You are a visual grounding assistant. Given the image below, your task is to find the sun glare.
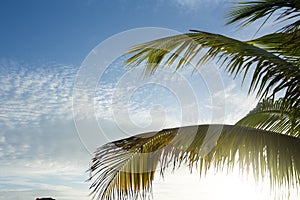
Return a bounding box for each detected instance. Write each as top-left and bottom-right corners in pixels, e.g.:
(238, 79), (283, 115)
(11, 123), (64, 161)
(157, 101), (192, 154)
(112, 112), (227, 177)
(152, 165), (299, 200)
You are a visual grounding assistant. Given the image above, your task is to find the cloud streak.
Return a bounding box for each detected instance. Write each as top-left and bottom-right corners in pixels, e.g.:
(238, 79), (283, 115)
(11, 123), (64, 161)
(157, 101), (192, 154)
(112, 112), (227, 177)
(0, 59), (76, 129)
(168, 0), (230, 10)
(0, 59), (90, 200)
(0, 57), (258, 200)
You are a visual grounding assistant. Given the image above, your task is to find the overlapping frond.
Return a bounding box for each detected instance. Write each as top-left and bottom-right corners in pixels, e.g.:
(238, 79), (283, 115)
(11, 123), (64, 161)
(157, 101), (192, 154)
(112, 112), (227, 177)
(237, 98), (300, 137)
(90, 1), (300, 200)
(126, 31), (300, 106)
(226, 0), (300, 32)
(88, 130), (177, 200)
(89, 125), (300, 200)
(248, 32), (300, 58)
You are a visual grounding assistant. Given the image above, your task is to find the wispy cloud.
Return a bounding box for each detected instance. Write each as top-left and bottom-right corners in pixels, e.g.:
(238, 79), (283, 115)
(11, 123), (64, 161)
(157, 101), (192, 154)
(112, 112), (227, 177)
(0, 57), (258, 200)
(0, 188), (88, 200)
(0, 59), (90, 200)
(0, 59), (76, 129)
(167, 0), (230, 10)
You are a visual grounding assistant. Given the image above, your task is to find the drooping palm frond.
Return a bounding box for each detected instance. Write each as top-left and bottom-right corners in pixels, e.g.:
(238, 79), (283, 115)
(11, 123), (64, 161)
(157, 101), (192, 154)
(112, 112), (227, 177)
(247, 31), (300, 58)
(236, 98), (300, 137)
(226, 0), (300, 32)
(126, 31), (300, 106)
(89, 125), (300, 200)
(88, 130), (177, 200)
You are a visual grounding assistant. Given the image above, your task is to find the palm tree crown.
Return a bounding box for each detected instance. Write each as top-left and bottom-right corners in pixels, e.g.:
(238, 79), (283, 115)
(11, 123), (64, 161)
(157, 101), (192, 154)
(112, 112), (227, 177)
(89, 1), (300, 199)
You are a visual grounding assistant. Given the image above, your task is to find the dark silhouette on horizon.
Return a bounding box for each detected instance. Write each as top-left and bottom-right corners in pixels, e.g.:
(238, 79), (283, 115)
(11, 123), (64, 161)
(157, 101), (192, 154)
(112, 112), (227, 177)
(36, 198), (55, 200)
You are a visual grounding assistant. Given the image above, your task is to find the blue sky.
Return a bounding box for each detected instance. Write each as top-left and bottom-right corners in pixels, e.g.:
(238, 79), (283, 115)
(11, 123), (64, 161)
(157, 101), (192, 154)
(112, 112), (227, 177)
(0, 0), (286, 200)
(0, 0), (235, 65)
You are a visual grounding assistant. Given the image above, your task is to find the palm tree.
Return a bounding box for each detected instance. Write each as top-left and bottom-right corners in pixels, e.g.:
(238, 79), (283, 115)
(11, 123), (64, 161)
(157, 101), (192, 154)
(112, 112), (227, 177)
(237, 97), (299, 137)
(89, 1), (300, 199)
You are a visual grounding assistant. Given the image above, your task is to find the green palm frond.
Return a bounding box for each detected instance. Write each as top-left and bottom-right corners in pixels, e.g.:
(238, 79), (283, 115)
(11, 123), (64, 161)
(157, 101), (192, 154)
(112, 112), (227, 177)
(236, 98), (300, 137)
(126, 31), (300, 106)
(247, 32), (300, 58)
(89, 125), (300, 200)
(226, 0), (300, 32)
(88, 130), (177, 200)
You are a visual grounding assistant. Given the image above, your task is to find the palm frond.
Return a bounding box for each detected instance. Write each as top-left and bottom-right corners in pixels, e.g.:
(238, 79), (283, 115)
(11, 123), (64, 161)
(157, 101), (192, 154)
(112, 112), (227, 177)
(247, 31), (300, 58)
(89, 124), (300, 200)
(281, 15), (300, 33)
(126, 31), (300, 106)
(88, 130), (177, 200)
(226, 0), (300, 32)
(236, 98), (300, 137)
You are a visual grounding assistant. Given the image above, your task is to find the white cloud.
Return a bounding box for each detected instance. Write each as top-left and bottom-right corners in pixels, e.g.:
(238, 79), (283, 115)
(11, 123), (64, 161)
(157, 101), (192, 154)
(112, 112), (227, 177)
(0, 59), (76, 129)
(0, 188), (88, 200)
(0, 153), (90, 200)
(222, 82), (258, 124)
(0, 59), (92, 200)
(0, 57), (260, 200)
(0, 136), (5, 144)
(168, 0), (229, 10)
(0, 58), (258, 148)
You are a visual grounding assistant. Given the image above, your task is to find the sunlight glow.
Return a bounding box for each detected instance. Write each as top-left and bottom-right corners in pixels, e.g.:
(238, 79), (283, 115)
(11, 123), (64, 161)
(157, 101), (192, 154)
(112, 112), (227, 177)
(152, 165), (299, 200)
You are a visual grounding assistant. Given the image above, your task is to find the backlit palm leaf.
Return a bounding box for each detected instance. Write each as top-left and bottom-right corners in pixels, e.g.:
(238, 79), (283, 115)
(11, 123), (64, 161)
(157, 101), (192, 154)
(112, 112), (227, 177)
(88, 130), (176, 200)
(237, 98), (300, 137)
(126, 31), (300, 106)
(89, 1), (300, 200)
(89, 125), (300, 200)
(226, 0), (300, 32)
(248, 32), (300, 58)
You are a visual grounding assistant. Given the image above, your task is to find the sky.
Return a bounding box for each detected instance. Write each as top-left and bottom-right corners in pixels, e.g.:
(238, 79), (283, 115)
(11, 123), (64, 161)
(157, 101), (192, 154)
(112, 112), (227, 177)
(0, 0), (295, 200)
